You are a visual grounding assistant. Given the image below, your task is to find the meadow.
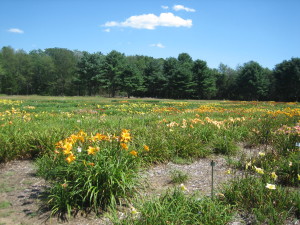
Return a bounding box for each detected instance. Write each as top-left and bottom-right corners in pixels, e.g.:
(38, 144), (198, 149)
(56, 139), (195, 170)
(0, 95), (299, 224)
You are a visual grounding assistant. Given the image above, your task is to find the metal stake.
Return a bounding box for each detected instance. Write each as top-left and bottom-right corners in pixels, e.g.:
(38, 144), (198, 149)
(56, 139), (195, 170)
(211, 160), (215, 199)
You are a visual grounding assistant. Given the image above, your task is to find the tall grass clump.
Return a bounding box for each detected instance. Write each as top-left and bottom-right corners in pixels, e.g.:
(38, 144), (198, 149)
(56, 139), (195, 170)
(36, 129), (145, 216)
(223, 176), (299, 224)
(113, 189), (233, 225)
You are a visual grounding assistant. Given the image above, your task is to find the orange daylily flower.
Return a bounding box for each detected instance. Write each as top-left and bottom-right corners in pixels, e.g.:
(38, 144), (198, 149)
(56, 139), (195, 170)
(129, 150), (138, 157)
(66, 154), (76, 163)
(87, 146), (99, 155)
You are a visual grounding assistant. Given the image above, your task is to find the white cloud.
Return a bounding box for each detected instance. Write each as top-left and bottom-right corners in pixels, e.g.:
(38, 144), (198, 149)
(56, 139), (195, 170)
(150, 43), (165, 48)
(161, 5), (169, 10)
(104, 12), (192, 30)
(8, 28), (24, 34)
(173, 5), (196, 12)
(103, 28), (110, 32)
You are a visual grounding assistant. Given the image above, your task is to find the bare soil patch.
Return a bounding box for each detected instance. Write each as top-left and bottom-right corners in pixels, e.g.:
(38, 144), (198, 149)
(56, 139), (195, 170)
(0, 160), (110, 225)
(140, 155), (239, 196)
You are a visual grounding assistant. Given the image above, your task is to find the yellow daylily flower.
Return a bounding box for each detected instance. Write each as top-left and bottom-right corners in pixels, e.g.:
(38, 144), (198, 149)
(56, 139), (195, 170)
(130, 206), (139, 215)
(87, 146), (99, 155)
(266, 183), (276, 190)
(245, 161), (252, 170)
(120, 143), (128, 150)
(254, 166), (264, 174)
(271, 172), (278, 180)
(66, 154), (76, 163)
(180, 183), (188, 191)
(129, 150), (138, 157)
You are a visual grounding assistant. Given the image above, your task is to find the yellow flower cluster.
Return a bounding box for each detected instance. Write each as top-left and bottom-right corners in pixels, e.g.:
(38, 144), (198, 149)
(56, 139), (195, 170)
(120, 129), (131, 143)
(0, 107), (32, 125)
(55, 129), (149, 163)
(23, 106), (36, 109)
(0, 99), (22, 105)
(55, 130), (89, 163)
(267, 108), (300, 117)
(164, 116), (246, 130)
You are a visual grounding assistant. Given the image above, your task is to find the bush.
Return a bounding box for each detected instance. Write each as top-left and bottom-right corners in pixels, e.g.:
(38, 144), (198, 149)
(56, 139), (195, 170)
(223, 176), (299, 224)
(36, 129), (142, 215)
(114, 189), (233, 225)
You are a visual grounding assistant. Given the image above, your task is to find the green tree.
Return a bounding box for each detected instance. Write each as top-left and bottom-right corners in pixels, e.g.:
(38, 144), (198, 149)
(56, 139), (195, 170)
(143, 57), (166, 98)
(96, 50), (125, 97)
(236, 61), (270, 100)
(273, 58), (300, 101)
(216, 63), (238, 99)
(77, 51), (104, 96)
(163, 57), (179, 98)
(175, 53), (195, 98)
(192, 60), (217, 99)
(44, 48), (77, 95)
(14, 49), (33, 95)
(120, 60), (145, 98)
(29, 50), (56, 95)
(0, 46), (19, 94)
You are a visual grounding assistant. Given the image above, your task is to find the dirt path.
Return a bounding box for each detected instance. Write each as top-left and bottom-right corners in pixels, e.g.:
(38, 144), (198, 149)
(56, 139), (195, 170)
(0, 160), (112, 225)
(0, 160), (48, 225)
(140, 155), (239, 196)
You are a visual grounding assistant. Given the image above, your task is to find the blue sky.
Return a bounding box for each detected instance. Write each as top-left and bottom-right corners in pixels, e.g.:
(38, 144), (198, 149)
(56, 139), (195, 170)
(1, 0), (299, 69)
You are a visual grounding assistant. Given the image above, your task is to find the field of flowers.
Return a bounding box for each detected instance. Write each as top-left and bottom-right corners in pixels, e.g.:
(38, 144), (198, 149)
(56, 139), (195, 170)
(0, 96), (299, 224)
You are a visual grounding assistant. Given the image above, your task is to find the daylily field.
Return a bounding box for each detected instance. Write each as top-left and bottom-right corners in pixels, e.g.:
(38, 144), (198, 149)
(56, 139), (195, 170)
(0, 96), (299, 224)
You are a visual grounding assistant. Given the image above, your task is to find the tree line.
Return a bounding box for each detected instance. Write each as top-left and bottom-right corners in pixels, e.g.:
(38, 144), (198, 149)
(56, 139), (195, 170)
(0, 46), (299, 101)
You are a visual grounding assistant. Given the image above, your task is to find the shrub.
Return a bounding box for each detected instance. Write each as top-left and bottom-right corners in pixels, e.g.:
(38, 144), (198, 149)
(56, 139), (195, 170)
(36, 129), (143, 215)
(223, 176), (299, 224)
(114, 189), (233, 225)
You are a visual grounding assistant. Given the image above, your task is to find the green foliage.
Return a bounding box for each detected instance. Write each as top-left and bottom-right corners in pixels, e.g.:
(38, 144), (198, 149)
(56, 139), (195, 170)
(192, 59), (217, 99)
(36, 140), (140, 215)
(252, 151), (300, 187)
(169, 170), (189, 184)
(114, 189), (233, 225)
(223, 176), (299, 224)
(236, 61), (271, 100)
(273, 58), (300, 102)
(76, 51), (104, 96)
(1, 45), (299, 100)
(0, 201), (11, 209)
(212, 135), (239, 155)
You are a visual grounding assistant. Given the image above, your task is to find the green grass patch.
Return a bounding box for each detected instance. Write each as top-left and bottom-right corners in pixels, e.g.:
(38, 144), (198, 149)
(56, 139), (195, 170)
(112, 189), (233, 225)
(0, 201), (11, 209)
(223, 176), (300, 224)
(169, 170), (189, 184)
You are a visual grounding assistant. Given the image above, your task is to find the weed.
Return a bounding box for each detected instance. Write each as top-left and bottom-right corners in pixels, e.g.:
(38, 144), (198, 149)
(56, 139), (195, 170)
(223, 176), (299, 224)
(0, 183), (14, 193)
(0, 201), (11, 209)
(169, 170), (189, 184)
(113, 189), (234, 225)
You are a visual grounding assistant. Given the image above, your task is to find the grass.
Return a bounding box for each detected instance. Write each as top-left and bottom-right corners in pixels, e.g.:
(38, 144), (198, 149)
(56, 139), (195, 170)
(223, 176), (300, 224)
(0, 96), (299, 221)
(0, 201), (11, 209)
(0, 184), (14, 193)
(111, 189), (234, 225)
(0, 211), (13, 218)
(169, 170), (189, 184)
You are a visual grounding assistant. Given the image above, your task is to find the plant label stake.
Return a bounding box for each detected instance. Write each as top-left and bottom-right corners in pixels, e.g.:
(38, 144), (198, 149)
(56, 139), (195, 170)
(211, 160), (216, 199)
